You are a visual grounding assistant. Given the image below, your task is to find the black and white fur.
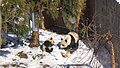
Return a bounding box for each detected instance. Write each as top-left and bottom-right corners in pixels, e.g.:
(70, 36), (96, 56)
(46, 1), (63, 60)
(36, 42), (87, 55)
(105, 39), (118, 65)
(40, 37), (54, 53)
(59, 32), (79, 57)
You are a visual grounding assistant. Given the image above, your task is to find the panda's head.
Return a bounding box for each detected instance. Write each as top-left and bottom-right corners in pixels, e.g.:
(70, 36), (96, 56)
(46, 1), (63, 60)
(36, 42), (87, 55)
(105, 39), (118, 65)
(41, 37), (55, 53)
(60, 35), (71, 48)
(60, 32), (79, 49)
(45, 37), (54, 44)
(68, 32), (79, 43)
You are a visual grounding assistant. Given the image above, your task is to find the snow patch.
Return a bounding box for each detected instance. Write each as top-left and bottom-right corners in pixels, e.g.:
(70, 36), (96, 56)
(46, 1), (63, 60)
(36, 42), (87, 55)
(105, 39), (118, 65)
(0, 29), (104, 68)
(116, 0), (120, 4)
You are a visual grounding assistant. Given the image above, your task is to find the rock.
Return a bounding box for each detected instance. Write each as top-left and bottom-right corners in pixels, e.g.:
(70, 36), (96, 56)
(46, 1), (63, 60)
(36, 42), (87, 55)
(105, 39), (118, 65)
(17, 51), (28, 59)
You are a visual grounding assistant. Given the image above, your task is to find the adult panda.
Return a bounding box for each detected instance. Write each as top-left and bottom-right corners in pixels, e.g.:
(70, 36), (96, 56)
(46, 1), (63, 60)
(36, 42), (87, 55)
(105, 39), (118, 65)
(59, 32), (79, 57)
(40, 37), (54, 53)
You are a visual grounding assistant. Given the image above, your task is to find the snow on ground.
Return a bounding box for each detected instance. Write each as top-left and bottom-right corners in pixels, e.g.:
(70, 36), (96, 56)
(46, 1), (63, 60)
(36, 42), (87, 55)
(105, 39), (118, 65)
(0, 29), (103, 68)
(116, 0), (120, 4)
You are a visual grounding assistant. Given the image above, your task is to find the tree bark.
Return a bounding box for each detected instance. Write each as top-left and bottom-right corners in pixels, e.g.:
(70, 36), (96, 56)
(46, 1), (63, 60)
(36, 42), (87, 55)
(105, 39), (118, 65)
(0, 0), (2, 48)
(29, 31), (39, 47)
(29, 12), (39, 47)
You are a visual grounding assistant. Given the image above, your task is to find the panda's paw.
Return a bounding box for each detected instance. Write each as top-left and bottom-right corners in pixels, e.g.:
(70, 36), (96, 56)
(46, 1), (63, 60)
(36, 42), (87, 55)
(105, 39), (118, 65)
(62, 53), (68, 58)
(61, 51), (71, 58)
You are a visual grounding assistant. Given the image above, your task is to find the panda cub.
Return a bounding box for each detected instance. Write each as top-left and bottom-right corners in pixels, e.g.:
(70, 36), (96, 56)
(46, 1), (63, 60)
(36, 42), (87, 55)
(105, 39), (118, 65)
(59, 32), (79, 57)
(40, 37), (54, 53)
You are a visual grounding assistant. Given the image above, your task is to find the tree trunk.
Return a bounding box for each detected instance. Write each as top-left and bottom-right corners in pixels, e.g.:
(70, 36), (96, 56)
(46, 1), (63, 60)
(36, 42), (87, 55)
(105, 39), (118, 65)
(29, 12), (39, 47)
(0, 0), (2, 48)
(29, 30), (39, 47)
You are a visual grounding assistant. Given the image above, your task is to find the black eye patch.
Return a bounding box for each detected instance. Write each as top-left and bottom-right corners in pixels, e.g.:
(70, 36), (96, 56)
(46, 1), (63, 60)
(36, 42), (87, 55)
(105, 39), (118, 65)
(61, 38), (63, 40)
(65, 39), (67, 43)
(45, 47), (53, 52)
(50, 37), (53, 40)
(44, 41), (53, 46)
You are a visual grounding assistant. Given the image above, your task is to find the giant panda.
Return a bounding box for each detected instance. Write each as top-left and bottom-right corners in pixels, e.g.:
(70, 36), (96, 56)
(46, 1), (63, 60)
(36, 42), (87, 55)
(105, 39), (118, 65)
(40, 37), (54, 53)
(59, 32), (79, 57)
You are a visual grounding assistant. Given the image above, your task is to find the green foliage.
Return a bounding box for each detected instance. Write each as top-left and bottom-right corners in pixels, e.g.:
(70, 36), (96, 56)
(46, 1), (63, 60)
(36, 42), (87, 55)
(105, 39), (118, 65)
(2, 0), (30, 35)
(49, 0), (59, 19)
(2, 0), (86, 39)
(2, 22), (7, 32)
(35, 17), (41, 27)
(1, 0), (41, 39)
(41, 0), (48, 5)
(62, 0), (86, 17)
(1, 36), (6, 44)
(40, 0), (59, 19)
(76, 0), (86, 17)
(62, 0), (86, 30)
(17, 25), (29, 39)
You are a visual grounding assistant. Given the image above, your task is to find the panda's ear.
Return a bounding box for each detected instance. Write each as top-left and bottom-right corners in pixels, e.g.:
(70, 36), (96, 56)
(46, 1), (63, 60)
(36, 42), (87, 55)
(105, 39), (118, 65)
(65, 39), (67, 43)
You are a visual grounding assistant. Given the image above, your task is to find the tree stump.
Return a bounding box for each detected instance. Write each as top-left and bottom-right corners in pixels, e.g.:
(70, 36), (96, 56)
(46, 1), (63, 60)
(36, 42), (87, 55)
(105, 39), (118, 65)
(29, 31), (39, 47)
